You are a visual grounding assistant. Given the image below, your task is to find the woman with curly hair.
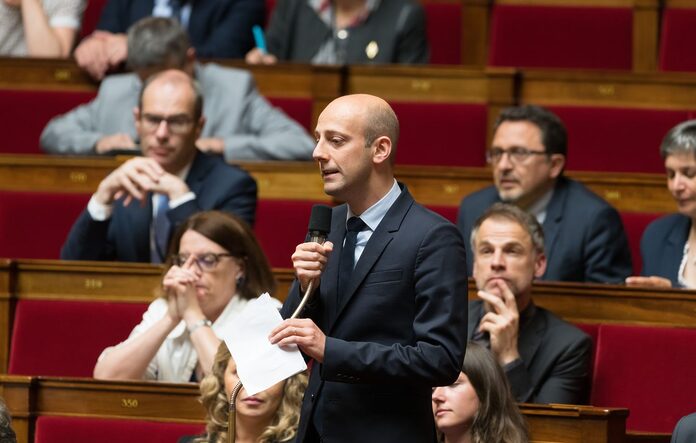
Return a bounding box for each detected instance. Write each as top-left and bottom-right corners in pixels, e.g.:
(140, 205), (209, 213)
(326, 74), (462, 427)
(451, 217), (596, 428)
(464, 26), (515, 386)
(180, 342), (308, 443)
(432, 342), (528, 443)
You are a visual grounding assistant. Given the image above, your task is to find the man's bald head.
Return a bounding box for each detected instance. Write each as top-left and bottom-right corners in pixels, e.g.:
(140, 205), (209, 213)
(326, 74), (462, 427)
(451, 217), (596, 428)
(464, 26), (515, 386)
(326, 94), (399, 161)
(138, 69), (203, 120)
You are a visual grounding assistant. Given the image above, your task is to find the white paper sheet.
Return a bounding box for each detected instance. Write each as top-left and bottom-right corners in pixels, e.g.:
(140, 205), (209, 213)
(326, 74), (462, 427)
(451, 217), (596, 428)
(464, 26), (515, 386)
(224, 293), (307, 396)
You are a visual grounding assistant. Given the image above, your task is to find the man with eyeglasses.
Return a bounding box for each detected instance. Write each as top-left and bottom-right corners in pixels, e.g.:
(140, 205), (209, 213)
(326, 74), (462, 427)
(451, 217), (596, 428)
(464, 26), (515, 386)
(41, 16), (315, 161)
(457, 105), (632, 283)
(61, 69), (257, 263)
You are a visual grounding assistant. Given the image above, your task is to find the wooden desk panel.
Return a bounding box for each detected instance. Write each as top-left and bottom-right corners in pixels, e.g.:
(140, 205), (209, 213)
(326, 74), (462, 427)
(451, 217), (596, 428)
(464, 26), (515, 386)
(0, 57), (97, 91)
(520, 403), (628, 443)
(0, 260), (10, 373)
(468, 279), (696, 328)
(0, 155), (674, 213)
(0, 375), (639, 443)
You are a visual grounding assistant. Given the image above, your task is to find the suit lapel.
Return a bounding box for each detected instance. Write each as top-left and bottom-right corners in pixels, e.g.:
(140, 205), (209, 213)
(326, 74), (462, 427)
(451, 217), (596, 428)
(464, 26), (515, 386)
(541, 179), (567, 273)
(330, 188), (414, 331)
(121, 197), (153, 260)
(517, 305), (545, 370)
(184, 151), (213, 194)
(665, 216), (691, 277)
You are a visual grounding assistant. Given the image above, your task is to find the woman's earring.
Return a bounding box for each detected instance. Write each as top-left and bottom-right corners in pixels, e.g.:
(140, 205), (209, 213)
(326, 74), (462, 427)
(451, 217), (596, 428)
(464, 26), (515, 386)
(236, 274), (245, 287)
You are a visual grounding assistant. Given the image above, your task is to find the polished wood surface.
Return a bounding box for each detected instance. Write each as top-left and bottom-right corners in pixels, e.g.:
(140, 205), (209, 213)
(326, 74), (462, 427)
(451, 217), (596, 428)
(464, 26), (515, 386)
(0, 154), (675, 213)
(467, 279), (696, 328)
(0, 374), (644, 443)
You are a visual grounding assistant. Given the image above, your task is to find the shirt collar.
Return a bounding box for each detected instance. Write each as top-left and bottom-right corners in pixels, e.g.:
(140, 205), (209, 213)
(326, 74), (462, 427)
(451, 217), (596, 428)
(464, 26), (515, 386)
(527, 187), (554, 225)
(347, 179), (400, 231)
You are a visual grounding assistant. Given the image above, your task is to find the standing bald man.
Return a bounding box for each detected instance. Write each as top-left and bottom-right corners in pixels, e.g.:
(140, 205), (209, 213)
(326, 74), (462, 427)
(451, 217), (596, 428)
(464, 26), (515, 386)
(270, 94), (468, 442)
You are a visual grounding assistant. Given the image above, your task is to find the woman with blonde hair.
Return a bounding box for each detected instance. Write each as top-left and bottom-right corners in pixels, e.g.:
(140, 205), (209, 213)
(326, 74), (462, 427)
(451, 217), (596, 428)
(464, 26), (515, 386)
(432, 342), (528, 443)
(180, 342), (307, 443)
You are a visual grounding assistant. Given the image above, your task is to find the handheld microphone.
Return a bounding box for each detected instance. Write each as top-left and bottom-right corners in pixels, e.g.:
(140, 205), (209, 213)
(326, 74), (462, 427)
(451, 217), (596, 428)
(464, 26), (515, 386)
(291, 204), (332, 318)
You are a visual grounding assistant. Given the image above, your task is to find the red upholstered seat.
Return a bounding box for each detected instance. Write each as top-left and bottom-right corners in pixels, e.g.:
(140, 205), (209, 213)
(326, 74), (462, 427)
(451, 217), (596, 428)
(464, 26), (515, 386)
(255, 199), (327, 268)
(8, 299), (146, 377)
(619, 212), (661, 275)
(0, 191), (90, 259)
(34, 416), (205, 443)
(79, 0), (109, 39)
(573, 322), (599, 388)
(426, 205), (458, 224)
(659, 7), (696, 72)
(488, 5), (632, 70)
(391, 101), (487, 167)
(591, 324), (696, 433)
(547, 106), (689, 173)
(422, 2), (462, 64)
(0, 89), (96, 154)
(267, 97), (313, 132)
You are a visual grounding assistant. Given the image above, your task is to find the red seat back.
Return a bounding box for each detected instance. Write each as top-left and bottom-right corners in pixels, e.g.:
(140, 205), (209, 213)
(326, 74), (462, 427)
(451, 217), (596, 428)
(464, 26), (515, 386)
(267, 97), (313, 132)
(574, 322), (599, 387)
(619, 212), (662, 275)
(591, 324), (696, 432)
(79, 0), (109, 39)
(488, 5), (632, 70)
(659, 7), (696, 72)
(0, 191), (91, 259)
(0, 89), (96, 154)
(426, 205), (458, 224)
(255, 200), (326, 268)
(8, 299), (146, 377)
(423, 2), (462, 64)
(391, 101), (487, 167)
(35, 416), (205, 443)
(548, 106), (689, 173)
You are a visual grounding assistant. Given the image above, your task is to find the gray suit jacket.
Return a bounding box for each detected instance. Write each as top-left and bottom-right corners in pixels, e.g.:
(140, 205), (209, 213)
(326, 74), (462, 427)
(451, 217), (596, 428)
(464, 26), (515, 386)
(40, 63), (315, 161)
(672, 413), (696, 443)
(468, 300), (592, 404)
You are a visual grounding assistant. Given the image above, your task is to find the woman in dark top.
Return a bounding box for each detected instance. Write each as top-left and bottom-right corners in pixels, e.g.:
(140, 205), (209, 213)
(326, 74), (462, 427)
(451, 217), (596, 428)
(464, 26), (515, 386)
(626, 120), (696, 289)
(432, 342), (528, 443)
(179, 342), (307, 443)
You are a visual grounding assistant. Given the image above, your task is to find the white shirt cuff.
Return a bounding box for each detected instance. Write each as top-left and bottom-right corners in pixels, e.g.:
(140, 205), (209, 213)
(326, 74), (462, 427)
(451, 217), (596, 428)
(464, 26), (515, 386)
(87, 195), (113, 221)
(169, 192), (196, 208)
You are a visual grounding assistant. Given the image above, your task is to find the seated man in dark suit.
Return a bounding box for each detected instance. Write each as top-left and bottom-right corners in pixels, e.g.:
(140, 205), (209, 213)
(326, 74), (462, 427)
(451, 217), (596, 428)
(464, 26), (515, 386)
(61, 69), (257, 263)
(42, 17), (314, 161)
(73, 0), (263, 79)
(469, 203), (592, 404)
(458, 105), (632, 283)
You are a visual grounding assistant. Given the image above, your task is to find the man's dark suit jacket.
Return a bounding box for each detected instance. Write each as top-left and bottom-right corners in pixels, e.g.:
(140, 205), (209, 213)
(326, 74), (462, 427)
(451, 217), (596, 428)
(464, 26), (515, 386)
(640, 213), (690, 287)
(281, 185), (468, 443)
(468, 300), (591, 404)
(265, 0), (429, 64)
(457, 176), (632, 283)
(61, 151), (257, 262)
(96, 0), (263, 58)
(672, 412), (696, 443)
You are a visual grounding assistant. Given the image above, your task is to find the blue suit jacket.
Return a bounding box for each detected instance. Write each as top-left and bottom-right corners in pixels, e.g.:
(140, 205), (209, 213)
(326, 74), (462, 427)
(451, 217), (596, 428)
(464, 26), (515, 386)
(640, 213), (690, 286)
(672, 412), (696, 443)
(457, 177), (633, 283)
(96, 0), (263, 58)
(468, 300), (591, 404)
(281, 185), (468, 443)
(61, 151), (257, 262)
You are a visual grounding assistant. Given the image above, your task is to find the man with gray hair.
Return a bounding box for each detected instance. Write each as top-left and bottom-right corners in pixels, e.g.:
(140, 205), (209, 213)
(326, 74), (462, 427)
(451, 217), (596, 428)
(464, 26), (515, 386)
(41, 17), (315, 161)
(469, 202), (591, 404)
(458, 105), (632, 283)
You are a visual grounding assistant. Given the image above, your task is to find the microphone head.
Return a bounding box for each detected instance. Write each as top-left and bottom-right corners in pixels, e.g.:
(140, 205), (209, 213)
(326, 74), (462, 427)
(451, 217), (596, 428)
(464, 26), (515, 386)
(308, 204), (332, 235)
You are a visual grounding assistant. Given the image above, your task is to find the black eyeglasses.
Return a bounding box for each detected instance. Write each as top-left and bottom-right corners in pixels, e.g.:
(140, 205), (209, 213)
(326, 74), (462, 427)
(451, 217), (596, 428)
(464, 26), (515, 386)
(172, 253), (233, 271)
(486, 147), (548, 165)
(141, 113), (194, 134)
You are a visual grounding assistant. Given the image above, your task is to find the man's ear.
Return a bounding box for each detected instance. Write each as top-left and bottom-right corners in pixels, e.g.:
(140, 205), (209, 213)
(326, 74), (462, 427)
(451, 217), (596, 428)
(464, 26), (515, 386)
(372, 136), (392, 165)
(195, 116), (206, 138)
(534, 250), (547, 278)
(549, 154), (566, 179)
(133, 106), (141, 131)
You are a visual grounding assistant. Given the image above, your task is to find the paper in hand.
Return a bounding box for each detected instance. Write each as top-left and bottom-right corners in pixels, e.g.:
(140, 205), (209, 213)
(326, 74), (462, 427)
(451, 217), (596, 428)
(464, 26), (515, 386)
(224, 293), (307, 396)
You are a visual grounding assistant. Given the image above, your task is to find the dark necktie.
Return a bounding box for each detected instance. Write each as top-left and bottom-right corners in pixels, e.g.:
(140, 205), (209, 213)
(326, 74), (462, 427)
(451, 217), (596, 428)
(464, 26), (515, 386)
(151, 194), (171, 263)
(337, 217), (367, 307)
